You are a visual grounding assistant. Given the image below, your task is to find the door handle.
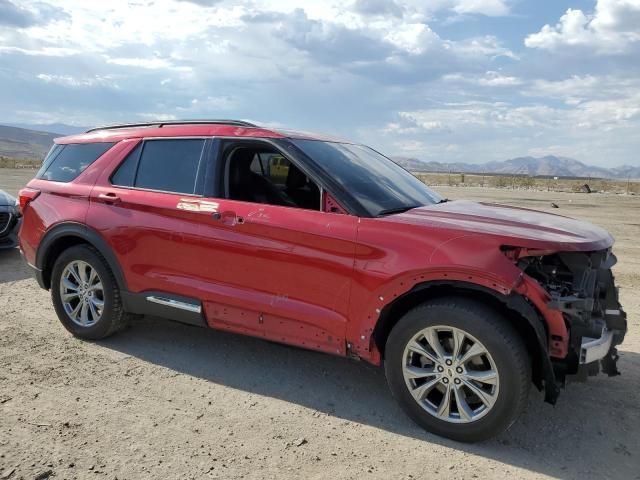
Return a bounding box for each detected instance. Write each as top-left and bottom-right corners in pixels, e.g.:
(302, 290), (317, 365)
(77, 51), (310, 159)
(212, 211), (244, 225)
(97, 193), (121, 204)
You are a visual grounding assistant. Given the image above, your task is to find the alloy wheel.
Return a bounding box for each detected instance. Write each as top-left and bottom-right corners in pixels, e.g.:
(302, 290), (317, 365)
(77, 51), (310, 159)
(402, 325), (500, 423)
(59, 260), (105, 327)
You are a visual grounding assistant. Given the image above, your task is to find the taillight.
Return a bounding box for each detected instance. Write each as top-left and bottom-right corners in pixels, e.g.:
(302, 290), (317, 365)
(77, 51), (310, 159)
(18, 187), (41, 214)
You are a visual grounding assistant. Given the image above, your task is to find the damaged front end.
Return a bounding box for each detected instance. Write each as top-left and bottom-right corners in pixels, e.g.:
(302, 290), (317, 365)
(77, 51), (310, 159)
(518, 248), (627, 383)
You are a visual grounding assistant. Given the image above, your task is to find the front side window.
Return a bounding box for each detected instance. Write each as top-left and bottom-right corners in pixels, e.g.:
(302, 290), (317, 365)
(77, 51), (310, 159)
(111, 139), (205, 195)
(37, 142), (114, 182)
(224, 144), (320, 210)
(291, 140), (443, 216)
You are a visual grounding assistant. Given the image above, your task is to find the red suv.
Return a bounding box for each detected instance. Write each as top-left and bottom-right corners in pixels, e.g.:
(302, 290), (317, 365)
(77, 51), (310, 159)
(18, 120), (627, 442)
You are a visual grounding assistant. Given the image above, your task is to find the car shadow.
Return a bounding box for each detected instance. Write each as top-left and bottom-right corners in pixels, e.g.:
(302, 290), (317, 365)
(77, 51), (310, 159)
(0, 247), (32, 284)
(100, 316), (639, 480)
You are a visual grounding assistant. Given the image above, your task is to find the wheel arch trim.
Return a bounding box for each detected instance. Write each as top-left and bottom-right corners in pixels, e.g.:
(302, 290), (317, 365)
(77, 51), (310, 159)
(365, 279), (560, 404)
(35, 222), (127, 291)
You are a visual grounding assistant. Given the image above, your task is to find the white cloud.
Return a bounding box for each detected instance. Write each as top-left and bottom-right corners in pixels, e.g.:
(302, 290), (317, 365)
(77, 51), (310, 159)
(384, 23), (440, 55)
(450, 0), (510, 16)
(382, 122), (421, 135)
(524, 75), (640, 109)
(0, 0), (639, 167)
(137, 112), (178, 121)
(443, 71), (522, 87)
(105, 57), (188, 71)
(573, 93), (640, 129)
(398, 103), (557, 132)
(36, 73), (117, 88)
(525, 0), (640, 54)
(527, 75), (601, 99)
(398, 93), (640, 134)
(0, 45), (78, 56)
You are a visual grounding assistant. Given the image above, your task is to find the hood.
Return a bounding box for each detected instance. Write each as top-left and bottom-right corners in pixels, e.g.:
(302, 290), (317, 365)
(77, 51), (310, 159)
(0, 190), (16, 207)
(390, 200), (613, 251)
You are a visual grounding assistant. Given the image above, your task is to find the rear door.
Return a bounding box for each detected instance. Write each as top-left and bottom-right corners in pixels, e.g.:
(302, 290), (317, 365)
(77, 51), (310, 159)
(88, 137), (213, 304)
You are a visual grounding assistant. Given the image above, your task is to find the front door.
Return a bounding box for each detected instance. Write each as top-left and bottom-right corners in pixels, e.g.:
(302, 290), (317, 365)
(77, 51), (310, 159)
(192, 141), (358, 355)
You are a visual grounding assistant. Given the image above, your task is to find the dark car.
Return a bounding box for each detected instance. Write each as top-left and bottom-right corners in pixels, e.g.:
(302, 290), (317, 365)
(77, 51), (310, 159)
(18, 119), (627, 442)
(0, 189), (20, 249)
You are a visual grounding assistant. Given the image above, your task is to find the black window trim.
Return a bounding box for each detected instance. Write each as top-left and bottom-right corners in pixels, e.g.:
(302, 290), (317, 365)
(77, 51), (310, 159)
(109, 136), (212, 197)
(210, 137), (335, 214)
(38, 143), (65, 176)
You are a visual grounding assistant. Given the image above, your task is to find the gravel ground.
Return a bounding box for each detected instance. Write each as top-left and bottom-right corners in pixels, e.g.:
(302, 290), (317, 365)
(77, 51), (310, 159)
(1, 170), (639, 479)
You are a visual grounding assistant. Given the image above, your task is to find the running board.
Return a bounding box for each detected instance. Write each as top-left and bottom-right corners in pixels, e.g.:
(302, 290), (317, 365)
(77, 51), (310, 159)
(121, 291), (206, 327)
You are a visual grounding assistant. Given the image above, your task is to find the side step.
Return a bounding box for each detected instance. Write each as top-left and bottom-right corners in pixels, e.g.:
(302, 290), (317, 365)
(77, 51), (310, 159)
(122, 291), (206, 327)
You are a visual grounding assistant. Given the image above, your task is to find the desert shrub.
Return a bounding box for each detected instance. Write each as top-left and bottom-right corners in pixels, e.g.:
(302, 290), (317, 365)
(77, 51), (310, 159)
(490, 176), (509, 188)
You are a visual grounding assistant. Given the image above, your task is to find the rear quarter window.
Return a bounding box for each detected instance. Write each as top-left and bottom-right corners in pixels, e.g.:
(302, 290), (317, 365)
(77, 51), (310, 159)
(36, 142), (115, 182)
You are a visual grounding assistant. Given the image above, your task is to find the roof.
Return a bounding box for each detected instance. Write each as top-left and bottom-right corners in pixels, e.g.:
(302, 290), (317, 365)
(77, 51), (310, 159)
(55, 119), (350, 144)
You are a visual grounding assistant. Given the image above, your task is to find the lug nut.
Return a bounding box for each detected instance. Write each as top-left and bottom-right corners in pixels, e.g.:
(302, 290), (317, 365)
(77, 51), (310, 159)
(456, 367), (463, 374)
(454, 378), (461, 385)
(442, 377), (449, 384)
(445, 359), (453, 366)
(437, 365), (444, 372)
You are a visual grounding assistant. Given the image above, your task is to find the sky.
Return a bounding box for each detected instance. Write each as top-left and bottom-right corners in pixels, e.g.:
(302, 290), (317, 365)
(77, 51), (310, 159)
(0, 0), (639, 167)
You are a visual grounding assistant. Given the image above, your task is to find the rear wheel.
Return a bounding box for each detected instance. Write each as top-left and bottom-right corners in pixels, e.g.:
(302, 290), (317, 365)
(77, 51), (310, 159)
(384, 297), (531, 442)
(51, 245), (130, 339)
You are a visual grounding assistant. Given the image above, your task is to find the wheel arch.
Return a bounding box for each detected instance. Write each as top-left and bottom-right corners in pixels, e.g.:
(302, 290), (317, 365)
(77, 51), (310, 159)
(372, 280), (560, 404)
(36, 222), (127, 291)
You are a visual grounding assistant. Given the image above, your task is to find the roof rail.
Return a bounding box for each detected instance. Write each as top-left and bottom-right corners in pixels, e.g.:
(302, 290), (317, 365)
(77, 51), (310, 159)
(85, 119), (259, 133)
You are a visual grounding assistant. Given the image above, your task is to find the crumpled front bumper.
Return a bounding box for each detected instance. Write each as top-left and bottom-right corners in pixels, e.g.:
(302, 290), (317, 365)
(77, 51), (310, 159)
(547, 250), (627, 381)
(580, 328), (614, 365)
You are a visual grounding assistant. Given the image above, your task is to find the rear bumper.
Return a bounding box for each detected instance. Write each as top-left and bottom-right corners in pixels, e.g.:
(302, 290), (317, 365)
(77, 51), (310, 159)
(20, 249), (47, 289)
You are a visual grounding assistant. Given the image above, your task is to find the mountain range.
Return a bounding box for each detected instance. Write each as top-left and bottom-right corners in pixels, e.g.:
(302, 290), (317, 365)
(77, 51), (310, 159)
(394, 155), (640, 180)
(0, 125), (59, 161)
(0, 123), (638, 179)
(0, 124), (87, 161)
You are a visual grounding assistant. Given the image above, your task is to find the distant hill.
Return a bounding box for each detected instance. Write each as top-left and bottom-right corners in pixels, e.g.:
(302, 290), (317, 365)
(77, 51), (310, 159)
(393, 155), (640, 180)
(0, 125), (59, 161)
(7, 123), (87, 136)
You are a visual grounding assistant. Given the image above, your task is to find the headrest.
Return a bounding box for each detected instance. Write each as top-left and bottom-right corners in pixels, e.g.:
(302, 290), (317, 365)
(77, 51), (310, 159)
(287, 164), (307, 189)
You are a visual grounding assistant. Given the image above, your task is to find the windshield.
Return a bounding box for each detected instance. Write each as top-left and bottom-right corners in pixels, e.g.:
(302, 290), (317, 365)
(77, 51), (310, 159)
(291, 139), (443, 216)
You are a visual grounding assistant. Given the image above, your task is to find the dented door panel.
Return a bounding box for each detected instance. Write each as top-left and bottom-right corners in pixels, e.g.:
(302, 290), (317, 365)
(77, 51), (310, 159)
(193, 198), (358, 354)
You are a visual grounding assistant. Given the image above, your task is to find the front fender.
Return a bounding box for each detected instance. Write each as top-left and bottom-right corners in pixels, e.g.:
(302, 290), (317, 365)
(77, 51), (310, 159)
(346, 266), (520, 362)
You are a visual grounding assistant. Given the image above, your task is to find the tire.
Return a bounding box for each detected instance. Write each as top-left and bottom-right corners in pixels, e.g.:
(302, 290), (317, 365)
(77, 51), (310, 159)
(384, 297), (531, 442)
(50, 244), (130, 340)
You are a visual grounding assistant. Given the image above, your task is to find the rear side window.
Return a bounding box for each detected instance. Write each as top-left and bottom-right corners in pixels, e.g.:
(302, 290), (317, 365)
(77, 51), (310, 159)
(36, 143), (115, 182)
(111, 139), (205, 195)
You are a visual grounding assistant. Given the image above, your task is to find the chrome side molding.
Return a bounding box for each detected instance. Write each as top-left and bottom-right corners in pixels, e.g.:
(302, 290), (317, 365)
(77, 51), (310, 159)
(146, 295), (202, 314)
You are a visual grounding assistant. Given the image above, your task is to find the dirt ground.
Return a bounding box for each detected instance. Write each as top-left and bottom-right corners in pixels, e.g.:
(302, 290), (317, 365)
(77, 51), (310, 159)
(1, 169), (639, 480)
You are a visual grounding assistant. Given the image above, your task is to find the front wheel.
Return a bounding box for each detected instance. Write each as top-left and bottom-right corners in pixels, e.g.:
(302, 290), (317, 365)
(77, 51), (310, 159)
(384, 297), (531, 442)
